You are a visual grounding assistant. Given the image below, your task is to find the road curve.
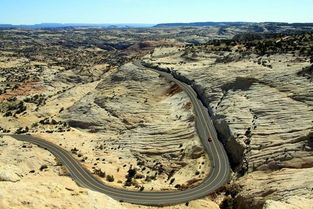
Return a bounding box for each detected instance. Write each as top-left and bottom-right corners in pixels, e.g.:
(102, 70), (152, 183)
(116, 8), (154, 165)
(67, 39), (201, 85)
(8, 62), (230, 206)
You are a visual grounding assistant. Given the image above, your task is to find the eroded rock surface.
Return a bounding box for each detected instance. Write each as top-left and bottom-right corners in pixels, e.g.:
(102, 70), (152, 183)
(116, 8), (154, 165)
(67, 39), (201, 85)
(0, 136), (127, 209)
(0, 28), (218, 208)
(60, 63), (210, 191)
(143, 45), (313, 208)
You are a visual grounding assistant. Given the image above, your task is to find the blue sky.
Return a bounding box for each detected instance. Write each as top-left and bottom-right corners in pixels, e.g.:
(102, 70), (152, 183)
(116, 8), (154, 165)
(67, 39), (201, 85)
(1, 0), (313, 24)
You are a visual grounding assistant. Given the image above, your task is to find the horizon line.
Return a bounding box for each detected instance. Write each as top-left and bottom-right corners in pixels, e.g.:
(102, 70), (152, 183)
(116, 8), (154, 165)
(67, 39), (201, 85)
(1, 21), (313, 26)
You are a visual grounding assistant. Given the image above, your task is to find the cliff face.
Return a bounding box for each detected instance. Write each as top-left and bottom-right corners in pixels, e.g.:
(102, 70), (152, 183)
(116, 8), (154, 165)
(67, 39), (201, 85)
(143, 46), (313, 208)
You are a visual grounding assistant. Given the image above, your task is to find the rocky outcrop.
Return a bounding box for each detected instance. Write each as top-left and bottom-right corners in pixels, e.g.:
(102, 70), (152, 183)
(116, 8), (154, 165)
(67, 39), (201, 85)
(0, 164), (21, 182)
(143, 47), (313, 208)
(234, 168), (313, 209)
(263, 196), (313, 209)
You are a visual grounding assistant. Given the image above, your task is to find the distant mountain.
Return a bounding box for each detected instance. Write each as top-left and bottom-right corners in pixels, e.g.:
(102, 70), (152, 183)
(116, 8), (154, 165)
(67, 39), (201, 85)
(0, 23), (155, 29)
(154, 21), (251, 28)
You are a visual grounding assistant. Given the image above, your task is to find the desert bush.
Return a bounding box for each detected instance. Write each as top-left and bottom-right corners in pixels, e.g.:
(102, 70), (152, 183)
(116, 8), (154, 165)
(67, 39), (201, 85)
(106, 175), (114, 182)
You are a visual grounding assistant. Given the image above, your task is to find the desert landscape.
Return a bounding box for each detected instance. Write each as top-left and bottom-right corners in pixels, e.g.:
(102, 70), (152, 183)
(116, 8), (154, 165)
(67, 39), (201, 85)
(0, 23), (313, 209)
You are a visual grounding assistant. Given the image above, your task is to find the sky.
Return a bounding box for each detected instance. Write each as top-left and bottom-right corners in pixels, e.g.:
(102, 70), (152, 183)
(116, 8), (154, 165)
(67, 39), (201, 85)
(1, 0), (313, 25)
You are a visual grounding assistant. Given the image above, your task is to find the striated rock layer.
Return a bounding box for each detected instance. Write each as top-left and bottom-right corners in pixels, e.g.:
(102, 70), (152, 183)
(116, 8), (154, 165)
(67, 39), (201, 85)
(0, 136), (127, 209)
(60, 63), (211, 191)
(0, 61), (214, 208)
(0, 136), (219, 209)
(143, 47), (313, 208)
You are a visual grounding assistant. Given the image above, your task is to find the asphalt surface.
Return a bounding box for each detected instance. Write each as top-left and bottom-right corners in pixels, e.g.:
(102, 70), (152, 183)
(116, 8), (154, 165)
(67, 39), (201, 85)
(8, 62), (230, 206)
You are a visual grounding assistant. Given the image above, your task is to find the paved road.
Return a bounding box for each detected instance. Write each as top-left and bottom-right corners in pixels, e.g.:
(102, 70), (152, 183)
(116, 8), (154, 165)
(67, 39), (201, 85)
(8, 62), (230, 206)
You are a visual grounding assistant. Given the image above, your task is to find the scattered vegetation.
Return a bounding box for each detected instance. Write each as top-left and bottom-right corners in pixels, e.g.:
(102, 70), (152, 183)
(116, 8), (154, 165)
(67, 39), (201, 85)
(185, 32), (313, 58)
(106, 175), (115, 182)
(0, 98), (27, 117)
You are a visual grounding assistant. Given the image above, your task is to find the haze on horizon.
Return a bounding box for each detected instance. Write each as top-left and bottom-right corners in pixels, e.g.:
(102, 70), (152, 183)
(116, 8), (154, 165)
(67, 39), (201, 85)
(1, 0), (313, 25)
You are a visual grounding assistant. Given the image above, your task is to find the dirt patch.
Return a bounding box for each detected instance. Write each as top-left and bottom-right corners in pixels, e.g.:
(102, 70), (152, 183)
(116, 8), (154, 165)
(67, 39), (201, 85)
(0, 81), (43, 102)
(184, 102), (192, 110)
(166, 83), (182, 96)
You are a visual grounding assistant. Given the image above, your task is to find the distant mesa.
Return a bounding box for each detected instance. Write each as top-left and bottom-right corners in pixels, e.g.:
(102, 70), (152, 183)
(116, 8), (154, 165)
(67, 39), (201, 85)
(154, 21), (313, 28)
(154, 21), (251, 28)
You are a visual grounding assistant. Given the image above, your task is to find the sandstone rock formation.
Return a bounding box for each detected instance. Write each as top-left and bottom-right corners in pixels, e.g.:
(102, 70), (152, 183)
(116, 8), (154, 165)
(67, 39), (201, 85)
(0, 29), (218, 208)
(143, 45), (313, 208)
(2, 28), (313, 209)
(60, 63), (211, 191)
(0, 164), (21, 182)
(0, 136), (218, 209)
(0, 136), (127, 209)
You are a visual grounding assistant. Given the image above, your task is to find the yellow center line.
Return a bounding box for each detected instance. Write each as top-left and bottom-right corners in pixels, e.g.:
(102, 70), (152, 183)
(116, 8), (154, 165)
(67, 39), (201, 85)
(180, 82), (223, 186)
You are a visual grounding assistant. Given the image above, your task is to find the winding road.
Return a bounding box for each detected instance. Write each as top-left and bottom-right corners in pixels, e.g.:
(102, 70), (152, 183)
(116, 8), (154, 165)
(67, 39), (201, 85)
(8, 62), (230, 206)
